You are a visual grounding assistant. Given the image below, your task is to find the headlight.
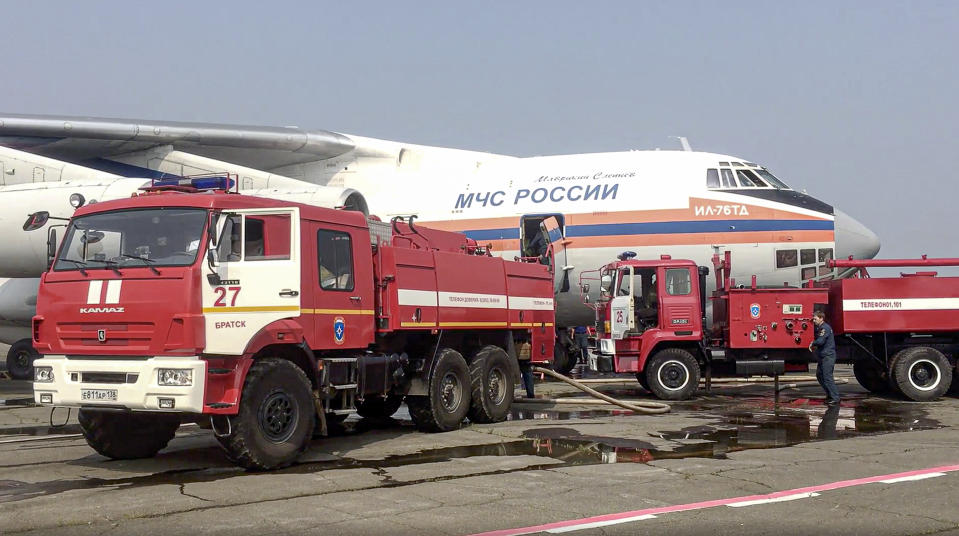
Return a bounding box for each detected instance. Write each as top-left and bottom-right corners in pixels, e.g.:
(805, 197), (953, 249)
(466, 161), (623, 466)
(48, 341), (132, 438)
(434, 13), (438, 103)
(158, 368), (192, 386)
(34, 366), (55, 383)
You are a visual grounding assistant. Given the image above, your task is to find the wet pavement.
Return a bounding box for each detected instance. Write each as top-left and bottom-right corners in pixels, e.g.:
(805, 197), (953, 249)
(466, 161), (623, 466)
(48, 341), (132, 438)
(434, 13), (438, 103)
(0, 366), (958, 535)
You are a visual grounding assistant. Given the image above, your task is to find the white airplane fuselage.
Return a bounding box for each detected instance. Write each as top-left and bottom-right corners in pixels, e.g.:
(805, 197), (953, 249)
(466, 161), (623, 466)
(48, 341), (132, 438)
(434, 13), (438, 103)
(0, 137), (879, 345)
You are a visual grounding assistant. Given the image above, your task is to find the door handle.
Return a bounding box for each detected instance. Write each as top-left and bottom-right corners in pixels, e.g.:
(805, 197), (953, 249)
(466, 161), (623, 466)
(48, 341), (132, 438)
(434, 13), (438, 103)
(349, 296), (362, 302)
(279, 289), (299, 297)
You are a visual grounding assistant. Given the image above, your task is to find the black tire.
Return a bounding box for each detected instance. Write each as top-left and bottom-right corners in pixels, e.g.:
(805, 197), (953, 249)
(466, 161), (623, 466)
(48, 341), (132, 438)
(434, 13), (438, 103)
(407, 348), (471, 432)
(6, 339), (38, 381)
(216, 358), (315, 470)
(552, 341), (576, 376)
(467, 345), (515, 424)
(635, 372), (651, 392)
(356, 395), (403, 419)
(78, 409), (180, 459)
(853, 359), (890, 394)
(644, 348), (700, 401)
(890, 346), (952, 402)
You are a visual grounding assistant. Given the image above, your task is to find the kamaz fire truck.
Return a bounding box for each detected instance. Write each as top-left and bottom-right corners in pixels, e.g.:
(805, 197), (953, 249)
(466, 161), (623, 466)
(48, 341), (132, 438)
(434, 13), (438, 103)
(584, 251), (957, 402)
(28, 178), (554, 469)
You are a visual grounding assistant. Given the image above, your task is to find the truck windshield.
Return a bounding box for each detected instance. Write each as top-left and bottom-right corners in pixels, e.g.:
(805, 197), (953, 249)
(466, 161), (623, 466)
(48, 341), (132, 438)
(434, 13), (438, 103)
(54, 208), (208, 271)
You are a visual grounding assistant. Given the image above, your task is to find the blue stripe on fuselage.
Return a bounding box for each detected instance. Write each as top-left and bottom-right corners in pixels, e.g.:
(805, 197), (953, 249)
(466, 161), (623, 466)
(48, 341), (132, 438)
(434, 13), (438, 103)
(462, 219), (834, 241)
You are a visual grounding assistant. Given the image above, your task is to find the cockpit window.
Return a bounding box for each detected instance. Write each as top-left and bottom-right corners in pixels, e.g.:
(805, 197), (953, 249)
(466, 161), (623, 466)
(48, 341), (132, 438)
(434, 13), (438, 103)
(708, 164), (792, 190)
(756, 169), (790, 189)
(706, 168), (720, 188)
(720, 169), (735, 188)
(735, 170), (757, 187)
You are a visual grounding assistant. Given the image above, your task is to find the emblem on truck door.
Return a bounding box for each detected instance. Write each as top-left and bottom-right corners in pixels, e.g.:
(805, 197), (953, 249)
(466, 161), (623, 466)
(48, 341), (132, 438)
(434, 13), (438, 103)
(750, 303), (761, 319)
(333, 317), (345, 345)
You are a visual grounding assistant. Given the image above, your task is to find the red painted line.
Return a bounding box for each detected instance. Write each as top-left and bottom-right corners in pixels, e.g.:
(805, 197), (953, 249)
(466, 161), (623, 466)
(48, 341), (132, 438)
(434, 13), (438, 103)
(467, 464), (959, 536)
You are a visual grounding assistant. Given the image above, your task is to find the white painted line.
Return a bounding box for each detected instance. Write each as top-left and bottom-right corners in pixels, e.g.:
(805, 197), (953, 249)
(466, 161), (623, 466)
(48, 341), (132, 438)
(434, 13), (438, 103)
(727, 492), (820, 508)
(545, 514), (657, 533)
(105, 280), (122, 304)
(0, 434), (83, 444)
(86, 280), (103, 304)
(397, 289), (438, 307)
(879, 472), (946, 484)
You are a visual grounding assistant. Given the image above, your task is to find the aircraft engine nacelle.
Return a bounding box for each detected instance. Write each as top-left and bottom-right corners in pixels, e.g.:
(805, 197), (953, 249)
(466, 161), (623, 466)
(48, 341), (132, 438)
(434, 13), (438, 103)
(0, 178), (151, 277)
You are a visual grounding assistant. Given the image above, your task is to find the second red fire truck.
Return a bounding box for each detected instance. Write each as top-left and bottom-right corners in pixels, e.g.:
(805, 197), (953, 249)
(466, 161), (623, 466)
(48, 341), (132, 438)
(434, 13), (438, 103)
(29, 179), (554, 469)
(584, 251), (957, 402)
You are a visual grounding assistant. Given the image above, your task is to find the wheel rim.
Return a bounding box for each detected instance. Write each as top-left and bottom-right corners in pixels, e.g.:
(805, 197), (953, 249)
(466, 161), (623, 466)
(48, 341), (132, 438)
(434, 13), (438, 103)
(13, 350), (31, 369)
(907, 359), (941, 391)
(657, 359), (690, 391)
(258, 391), (298, 442)
(488, 367), (507, 406)
(440, 371), (463, 413)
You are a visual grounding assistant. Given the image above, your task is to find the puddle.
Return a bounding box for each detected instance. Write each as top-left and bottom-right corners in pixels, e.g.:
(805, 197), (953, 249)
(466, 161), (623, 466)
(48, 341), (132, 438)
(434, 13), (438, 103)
(0, 397), (943, 504)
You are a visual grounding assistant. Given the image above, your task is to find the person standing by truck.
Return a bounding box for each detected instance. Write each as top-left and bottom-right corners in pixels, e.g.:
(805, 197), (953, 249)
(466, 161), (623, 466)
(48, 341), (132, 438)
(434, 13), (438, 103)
(810, 310), (840, 406)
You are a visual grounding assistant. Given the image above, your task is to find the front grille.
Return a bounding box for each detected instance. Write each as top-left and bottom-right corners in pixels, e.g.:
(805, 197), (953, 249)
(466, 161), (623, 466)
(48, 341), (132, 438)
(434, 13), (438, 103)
(80, 372), (139, 384)
(57, 322), (156, 351)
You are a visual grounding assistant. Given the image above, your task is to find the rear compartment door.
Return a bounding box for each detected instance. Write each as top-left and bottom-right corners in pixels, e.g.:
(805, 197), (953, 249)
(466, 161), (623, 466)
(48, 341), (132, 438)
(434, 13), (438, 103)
(203, 207), (301, 355)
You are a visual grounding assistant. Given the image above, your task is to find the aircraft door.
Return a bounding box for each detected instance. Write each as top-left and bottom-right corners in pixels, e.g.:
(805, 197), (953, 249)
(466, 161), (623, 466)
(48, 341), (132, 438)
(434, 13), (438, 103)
(204, 208), (301, 355)
(609, 267), (634, 339)
(520, 214), (569, 292)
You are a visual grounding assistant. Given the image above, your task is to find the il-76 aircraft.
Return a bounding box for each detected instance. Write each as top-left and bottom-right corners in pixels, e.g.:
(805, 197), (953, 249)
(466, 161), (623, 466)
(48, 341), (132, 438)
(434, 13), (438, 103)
(0, 113), (880, 377)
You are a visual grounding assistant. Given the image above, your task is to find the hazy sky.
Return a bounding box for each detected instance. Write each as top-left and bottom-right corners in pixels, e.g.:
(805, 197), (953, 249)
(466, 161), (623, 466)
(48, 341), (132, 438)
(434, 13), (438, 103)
(2, 1), (957, 267)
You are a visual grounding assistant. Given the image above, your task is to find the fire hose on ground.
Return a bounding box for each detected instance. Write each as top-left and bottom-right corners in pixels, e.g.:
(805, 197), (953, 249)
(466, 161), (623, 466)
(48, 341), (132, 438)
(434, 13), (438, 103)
(516, 370), (848, 413)
(523, 366), (671, 414)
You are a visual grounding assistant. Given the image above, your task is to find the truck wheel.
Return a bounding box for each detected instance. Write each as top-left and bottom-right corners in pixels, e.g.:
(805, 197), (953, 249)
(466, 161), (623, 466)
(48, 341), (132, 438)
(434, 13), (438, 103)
(6, 339), (39, 381)
(890, 347), (952, 402)
(552, 341), (576, 376)
(407, 348), (471, 432)
(468, 345), (514, 424)
(853, 359), (890, 394)
(217, 358), (315, 470)
(356, 395), (404, 419)
(78, 409), (180, 459)
(645, 348), (700, 401)
(635, 372), (651, 392)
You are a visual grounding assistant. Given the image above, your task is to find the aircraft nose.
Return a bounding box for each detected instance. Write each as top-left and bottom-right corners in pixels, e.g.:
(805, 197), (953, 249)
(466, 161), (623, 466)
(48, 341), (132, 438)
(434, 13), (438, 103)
(834, 209), (880, 260)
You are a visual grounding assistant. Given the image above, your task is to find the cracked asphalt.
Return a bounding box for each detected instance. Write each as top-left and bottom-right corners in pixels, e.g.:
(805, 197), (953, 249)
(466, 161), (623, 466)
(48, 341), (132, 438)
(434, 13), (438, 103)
(1, 364), (958, 536)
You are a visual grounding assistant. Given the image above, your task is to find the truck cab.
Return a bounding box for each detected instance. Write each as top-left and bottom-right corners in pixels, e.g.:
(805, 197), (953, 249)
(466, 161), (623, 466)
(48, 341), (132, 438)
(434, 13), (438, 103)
(585, 255), (706, 399)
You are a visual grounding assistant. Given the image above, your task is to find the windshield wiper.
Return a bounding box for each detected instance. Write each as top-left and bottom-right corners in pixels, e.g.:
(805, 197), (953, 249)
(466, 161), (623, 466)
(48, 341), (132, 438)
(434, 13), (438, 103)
(59, 258), (88, 276)
(120, 254), (160, 276)
(103, 259), (122, 276)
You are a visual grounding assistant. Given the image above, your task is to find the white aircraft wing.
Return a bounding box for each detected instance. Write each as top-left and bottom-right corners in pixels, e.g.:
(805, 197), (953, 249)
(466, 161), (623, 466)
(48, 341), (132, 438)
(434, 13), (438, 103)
(0, 112), (357, 170)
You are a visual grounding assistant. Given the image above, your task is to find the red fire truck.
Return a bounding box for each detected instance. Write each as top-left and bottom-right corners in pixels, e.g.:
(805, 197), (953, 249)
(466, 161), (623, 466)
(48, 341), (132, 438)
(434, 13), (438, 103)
(583, 252), (957, 402)
(28, 179), (554, 469)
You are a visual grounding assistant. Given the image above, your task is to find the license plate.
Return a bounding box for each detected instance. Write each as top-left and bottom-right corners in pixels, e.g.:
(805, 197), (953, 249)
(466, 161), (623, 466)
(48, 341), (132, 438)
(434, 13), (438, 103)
(81, 389), (117, 401)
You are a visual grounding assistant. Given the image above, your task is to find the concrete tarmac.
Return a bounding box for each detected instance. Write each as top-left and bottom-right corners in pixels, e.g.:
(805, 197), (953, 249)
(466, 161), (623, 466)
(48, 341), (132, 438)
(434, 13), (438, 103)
(1, 366), (958, 535)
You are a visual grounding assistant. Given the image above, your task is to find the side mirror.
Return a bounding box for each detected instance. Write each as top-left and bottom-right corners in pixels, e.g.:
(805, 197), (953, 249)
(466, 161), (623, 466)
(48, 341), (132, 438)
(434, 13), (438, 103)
(208, 213), (219, 247)
(46, 228), (57, 268)
(24, 212), (50, 232)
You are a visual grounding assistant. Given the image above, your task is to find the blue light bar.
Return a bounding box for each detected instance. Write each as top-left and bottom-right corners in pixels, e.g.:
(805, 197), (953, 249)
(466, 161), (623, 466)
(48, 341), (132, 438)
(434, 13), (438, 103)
(153, 177), (235, 190)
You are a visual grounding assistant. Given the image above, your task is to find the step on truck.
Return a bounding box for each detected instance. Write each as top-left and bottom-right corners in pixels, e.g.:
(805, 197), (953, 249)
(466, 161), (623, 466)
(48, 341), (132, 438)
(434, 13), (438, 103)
(582, 251), (956, 401)
(28, 178), (555, 469)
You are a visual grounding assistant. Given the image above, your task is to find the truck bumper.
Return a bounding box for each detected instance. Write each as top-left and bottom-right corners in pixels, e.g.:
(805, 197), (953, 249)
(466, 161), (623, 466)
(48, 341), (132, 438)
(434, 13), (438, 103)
(32, 355), (207, 413)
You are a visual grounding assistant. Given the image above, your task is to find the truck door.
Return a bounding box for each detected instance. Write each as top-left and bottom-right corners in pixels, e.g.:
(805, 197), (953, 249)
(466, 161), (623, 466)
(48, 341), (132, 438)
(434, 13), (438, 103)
(204, 207), (301, 355)
(660, 267), (698, 331)
(311, 226), (375, 348)
(609, 266), (635, 339)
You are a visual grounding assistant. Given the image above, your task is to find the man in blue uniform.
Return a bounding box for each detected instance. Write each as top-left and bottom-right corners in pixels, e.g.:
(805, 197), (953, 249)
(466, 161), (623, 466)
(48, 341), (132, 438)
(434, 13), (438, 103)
(810, 310), (840, 405)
